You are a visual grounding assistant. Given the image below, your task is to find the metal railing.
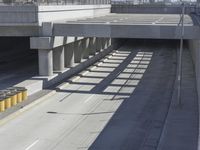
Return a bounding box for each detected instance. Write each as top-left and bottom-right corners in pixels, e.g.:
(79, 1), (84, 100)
(0, 0), (110, 5)
(111, 0), (197, 6)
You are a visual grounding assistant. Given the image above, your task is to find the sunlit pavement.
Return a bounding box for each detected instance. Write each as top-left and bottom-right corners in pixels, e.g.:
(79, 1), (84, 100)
(0, 40), (198, 150)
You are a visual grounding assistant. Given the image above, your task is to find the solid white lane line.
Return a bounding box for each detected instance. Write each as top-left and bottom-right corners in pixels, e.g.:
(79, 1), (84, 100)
(25, 139), (39, 150)
(84, 95), (95, 103)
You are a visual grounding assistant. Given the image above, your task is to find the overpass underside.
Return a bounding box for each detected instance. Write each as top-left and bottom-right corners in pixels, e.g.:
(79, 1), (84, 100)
(30, 13), (200, 80)
(52, 13), (200, 39)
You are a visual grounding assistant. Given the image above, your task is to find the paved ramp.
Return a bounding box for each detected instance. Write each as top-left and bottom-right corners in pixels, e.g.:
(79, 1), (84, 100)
(0, 40), (198, 150)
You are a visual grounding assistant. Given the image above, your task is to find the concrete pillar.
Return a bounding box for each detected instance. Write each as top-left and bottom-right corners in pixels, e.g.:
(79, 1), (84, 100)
(96, 38), (102, 52)
(89, 37), (96, 55)
(38, 49), (53, 76)
(53, 46), (65, 71)
(82, 38), (90, 59)
(106, 38), (111, 48)
(105, 38), (109, 49)
(102, 38), (107, 50)
(64, 43), (74, 67)
(74, 40), (82, 63)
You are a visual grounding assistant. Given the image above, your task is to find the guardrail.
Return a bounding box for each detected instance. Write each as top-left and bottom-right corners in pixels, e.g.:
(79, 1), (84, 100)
(111, 0), (197, 6)
(0, 0), (110, 5)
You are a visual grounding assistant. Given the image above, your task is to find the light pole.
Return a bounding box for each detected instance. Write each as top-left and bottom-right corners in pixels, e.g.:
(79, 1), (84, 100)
(177, 2), (185, 108)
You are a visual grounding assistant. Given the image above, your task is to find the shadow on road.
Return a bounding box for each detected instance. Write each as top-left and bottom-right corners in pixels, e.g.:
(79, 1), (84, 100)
(56, 39), (198, 150)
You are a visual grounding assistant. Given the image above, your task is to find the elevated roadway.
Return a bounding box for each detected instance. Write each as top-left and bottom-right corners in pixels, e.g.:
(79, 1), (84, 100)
(53, 13), (200, 39)
(0, 40), (198, 150)
(1, 13), (200, 40)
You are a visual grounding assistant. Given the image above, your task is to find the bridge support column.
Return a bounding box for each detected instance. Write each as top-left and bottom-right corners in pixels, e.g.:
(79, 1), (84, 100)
(38, 49), (53, 76)
(74, 40), (82, 63)
(82, 38), (90, 59)
(105, 38), (109, 48)
(96, 38), (102, 52)
(53, 46), (65, 71)
(104, 38), (108, 48)
(102, 38), (107, 49)
(64, 43), (74, 67)
(89, 37), (96, 55)
(108, 38), (112, 47)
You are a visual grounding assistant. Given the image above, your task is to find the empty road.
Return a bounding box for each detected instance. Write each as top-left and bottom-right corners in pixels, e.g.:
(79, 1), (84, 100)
(0, 40), (198, 150)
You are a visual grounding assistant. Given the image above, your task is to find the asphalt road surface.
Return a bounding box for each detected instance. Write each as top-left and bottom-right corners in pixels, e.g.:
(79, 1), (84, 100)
(0, 40), (198, 150)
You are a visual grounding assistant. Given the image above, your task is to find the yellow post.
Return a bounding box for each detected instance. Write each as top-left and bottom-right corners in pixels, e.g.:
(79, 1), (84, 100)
(10, 94), (17, 106)
(14, 87), (28, 101)
(7, 88), (18, 106)
(17, 92), (23, 103)
(22, 90), (27, 101)
(0, 97), (5, 112)
(5, 97), (11, 109)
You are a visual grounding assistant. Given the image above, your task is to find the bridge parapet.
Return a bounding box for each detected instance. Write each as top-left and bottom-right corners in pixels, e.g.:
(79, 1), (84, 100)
(0, 0), (110, 6)
(111, 4), (198, 14)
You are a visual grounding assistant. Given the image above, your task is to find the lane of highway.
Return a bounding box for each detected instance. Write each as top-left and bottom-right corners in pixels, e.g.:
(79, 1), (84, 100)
(0, 40), (198, 150)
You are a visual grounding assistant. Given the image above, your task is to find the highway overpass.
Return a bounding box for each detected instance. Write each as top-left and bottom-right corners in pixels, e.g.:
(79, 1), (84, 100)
(0, 1), (199, 150)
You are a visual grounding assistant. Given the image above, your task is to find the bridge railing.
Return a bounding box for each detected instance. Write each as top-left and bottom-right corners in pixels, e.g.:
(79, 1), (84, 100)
(111, 0), (196, 6)
(0, 0), (111, 5)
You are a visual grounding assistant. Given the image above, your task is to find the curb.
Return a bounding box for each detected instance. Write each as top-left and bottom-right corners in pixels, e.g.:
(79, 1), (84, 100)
(0, 90), (56, 127)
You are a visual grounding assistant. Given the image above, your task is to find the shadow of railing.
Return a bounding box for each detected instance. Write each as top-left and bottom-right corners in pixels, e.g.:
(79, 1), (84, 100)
(56, 43), (155, 149)
(57, 47), (153, 100)
(52, 39), (196, 150)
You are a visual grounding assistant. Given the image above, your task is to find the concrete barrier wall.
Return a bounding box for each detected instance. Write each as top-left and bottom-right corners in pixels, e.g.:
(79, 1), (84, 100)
(0, 5), (111, 24)
(111, 5), (196, 14)
(188, 40), (200, 99)
(38, 5), (111, 24)
(0, 6), (38, 23)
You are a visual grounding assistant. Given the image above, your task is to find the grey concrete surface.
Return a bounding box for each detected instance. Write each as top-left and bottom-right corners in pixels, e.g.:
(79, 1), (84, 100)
(74, 40), (83, 63)
(111, 5), (196, 14)
(0, 5), (38, 23)
(0, 5), (111, 36)
(38, 49), (53, 76)
(157, 44), (198, 150)
(64, 43), (75, 67)
(0, 5), (111, 24)
(82, 38), (90, 59)
(53, 46), (65, 72)
(188, 40), (200, 98)
(53, 14), (200, 39)
(37, 37), (112, 76)
(89, 37), (96, 55)
(0, 40), (197, 150)
(16, 38), (114, 95)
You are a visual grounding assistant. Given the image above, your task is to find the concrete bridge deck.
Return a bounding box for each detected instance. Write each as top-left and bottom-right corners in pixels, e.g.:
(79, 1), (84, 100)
(65, 14), (193, 24)
(1, 13), (200, 39)
(53, 13), (200, 39)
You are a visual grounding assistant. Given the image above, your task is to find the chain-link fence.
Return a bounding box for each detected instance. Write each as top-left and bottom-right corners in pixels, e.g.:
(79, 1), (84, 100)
(0, 0), (110, 5)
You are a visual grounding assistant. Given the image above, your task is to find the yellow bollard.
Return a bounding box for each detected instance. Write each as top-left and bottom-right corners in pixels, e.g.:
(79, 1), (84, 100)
(17, 92), (22, 103)
(7, 88), (18, 105)
(22, 89), (27, 101)
(7, 93), (17, 106)
(14, 87), (28, 101)
(0, 96), (6, 112)
(5, 97), (11, 109)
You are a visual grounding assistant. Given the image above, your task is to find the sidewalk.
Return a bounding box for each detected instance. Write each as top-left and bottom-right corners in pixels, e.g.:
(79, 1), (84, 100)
(157, 48), (199, 150)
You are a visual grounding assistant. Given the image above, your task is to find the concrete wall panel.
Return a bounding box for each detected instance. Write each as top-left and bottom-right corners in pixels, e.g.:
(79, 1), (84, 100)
(111, 5), (196, 14)
(188, 40), (200, 99)
(38, 5), (111, 24)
